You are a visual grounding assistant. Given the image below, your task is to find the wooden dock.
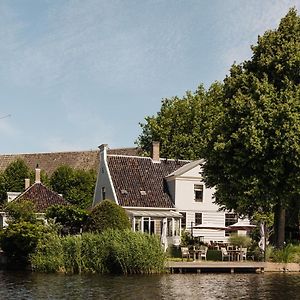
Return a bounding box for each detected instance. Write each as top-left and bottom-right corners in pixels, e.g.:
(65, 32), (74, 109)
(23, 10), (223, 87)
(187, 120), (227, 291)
(166, 261), (265, 274)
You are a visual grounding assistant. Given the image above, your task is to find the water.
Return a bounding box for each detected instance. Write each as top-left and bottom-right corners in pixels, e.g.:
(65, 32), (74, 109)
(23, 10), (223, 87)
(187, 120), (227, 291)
(0, 271), (300, 299)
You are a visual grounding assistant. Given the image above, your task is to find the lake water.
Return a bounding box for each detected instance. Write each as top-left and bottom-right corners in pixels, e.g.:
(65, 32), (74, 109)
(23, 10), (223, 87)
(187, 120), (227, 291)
(1, 271), (300, 299)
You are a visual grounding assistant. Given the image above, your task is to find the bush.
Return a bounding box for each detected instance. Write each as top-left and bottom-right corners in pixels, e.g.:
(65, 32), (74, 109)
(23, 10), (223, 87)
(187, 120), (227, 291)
(5, 200), (38, 224)
(270, 244), (300, 263)
(86, 200), (131, 233)
(228, 234), (252, 248)
(46, 205), (89, 235)
(0, 221), (44, 263)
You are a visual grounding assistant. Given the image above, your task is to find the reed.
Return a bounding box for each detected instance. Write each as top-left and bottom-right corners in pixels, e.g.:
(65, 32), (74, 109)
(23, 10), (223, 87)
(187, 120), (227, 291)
(31, 230), (166, 274)
(30, 233), (64, 273)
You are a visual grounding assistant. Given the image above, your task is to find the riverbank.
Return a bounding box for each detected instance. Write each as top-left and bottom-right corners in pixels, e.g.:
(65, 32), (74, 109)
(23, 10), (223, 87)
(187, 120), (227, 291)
(166, 261), (300, 273)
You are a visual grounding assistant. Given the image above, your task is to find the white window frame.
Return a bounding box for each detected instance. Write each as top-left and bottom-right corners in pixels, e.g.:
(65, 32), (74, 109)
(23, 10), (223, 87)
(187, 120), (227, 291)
(194, 184), (204, 202)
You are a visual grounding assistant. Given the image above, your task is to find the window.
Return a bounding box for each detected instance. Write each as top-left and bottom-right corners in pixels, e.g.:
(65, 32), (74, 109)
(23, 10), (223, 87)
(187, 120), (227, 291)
(180, 212), (186, 229)
(195, 213), (202, 225)
(225, 213), (238, 236)
(225, 213), (238, 227)
(101, 187), (106, 200)
(194, 184), (203, 202)
(134, 218), (141, 232)
(143, 217), (155, 234)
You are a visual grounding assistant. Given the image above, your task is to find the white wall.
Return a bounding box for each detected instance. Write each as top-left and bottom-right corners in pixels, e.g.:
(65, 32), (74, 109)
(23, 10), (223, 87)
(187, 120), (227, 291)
(167, 163), (229, 243)
(93, 146), (117, 206)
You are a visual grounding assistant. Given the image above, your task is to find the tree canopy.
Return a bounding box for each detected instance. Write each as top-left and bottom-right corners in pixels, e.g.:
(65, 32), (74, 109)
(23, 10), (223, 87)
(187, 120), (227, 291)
(50, 165), (96, 209)
(0, 159), (33, 202)
(137, 83), (223, 160)
(0, 159), (50, 203)
(200, 8), (300, 247)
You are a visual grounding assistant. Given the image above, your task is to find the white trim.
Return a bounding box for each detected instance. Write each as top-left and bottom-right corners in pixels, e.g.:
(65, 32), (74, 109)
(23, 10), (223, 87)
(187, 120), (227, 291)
(123, 206), (177, 211)
(103, 145), (119, 205)
(166, 159), (204, 178)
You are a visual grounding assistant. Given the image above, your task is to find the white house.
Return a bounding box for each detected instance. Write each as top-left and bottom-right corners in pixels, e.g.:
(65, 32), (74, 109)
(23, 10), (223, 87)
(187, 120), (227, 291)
(165, 160), (247, 243)
(93, 142), (248, 246)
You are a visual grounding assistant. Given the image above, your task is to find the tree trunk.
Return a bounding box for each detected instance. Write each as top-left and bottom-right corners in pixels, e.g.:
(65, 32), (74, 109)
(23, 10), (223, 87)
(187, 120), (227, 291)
(273, 204), (286, 248)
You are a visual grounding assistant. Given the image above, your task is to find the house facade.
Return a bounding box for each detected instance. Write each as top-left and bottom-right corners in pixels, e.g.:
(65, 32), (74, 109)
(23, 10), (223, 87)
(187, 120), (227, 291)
(93, 143), (185, 246)
(165, 160), (246, 243)
(93, 142), (248, 245)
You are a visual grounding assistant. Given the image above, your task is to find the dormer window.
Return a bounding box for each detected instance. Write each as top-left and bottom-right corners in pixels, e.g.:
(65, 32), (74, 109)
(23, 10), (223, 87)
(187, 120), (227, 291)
(121, 189), (128, 195)
(194, 184), (203, 202)
(140, 191), (147, 196)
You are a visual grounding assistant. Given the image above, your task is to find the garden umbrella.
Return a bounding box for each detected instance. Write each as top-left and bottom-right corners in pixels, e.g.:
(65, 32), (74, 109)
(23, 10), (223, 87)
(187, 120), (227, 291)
(227, 220), (256, 231)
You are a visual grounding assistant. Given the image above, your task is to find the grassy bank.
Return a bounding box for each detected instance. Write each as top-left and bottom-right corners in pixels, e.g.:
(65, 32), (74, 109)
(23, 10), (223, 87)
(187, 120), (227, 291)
(30, 229), (166, 275)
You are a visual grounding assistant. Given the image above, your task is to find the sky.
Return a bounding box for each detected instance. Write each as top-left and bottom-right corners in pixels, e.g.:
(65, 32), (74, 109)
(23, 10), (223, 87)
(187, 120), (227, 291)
(0, 0), (299, 154)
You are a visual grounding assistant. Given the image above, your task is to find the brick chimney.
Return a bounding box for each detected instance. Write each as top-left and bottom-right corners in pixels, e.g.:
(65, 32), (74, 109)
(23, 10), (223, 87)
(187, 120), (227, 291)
(35, 164), (41, 183)
(25, 178), (30, 189)
(151, 141), (160, 162)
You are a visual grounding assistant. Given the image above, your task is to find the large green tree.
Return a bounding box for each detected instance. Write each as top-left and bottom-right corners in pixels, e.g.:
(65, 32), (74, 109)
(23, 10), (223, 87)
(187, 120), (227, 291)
(50, 165), (96, 208)
(0, 159), (33, 202)
(137, 83), (223, 160)
(201, 8), (300, 248)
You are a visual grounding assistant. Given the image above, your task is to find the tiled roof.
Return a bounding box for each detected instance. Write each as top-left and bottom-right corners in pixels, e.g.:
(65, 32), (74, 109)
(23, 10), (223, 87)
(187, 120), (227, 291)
(108, 147), (143, 156)
(13, 182), (69, 213)
(107, 155), (189, 208)
(0, 147), (141, 175)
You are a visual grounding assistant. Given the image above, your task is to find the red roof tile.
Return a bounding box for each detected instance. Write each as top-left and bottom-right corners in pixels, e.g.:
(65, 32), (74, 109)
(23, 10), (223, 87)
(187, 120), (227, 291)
(107, 155), (189, 208)
(13, 183), (69, 212)
(0, 147), (142, 175)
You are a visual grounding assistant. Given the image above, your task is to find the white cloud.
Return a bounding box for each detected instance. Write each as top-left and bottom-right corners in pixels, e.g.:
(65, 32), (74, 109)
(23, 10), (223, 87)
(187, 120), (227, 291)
(217, 0), (300, 73)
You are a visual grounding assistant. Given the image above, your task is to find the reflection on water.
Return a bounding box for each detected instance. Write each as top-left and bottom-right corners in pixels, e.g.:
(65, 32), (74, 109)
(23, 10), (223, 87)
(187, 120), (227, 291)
(1, 271), (300, 299)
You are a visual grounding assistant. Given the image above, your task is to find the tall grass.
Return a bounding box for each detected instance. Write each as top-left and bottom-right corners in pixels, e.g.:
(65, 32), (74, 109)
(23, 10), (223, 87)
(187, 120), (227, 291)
(30, 233), (64, 273)
(31, 229), (166, 274)
(270, 244), (300, 263)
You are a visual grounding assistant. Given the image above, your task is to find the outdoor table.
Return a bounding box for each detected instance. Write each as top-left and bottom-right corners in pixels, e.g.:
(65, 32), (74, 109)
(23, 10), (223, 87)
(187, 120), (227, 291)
(227, 249), (243, 261)
(190, 247), (205, 261)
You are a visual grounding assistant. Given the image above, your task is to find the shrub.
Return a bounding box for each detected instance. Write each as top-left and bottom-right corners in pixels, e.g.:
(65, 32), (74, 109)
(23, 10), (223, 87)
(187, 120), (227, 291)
(86, 200), (131, 233)
(0, 221), (44, 263)
(46, 205), (89, 235)
(228, 234), (252, 248)
(270, 244), (300, 263)
(5, 200), (37, 224)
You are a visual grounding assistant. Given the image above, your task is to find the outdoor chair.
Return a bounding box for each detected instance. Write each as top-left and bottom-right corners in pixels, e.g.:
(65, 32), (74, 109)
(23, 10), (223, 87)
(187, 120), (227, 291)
(241, 248), (247, 261)
(181, 247), (191, 261)
(221, 247), (230, 261)
(200, 246), (208, 260)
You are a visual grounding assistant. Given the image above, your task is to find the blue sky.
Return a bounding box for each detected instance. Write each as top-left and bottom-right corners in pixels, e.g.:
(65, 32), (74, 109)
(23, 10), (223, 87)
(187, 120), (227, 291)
(0, 0), (299, 154)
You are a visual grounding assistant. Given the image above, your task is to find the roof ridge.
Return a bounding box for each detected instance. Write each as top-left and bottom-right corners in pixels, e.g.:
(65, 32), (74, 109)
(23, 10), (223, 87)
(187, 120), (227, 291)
(108, 154), (151, 159)
(14, 182), (63, 201)
(108, 154), (190, 163)
(0, 149), (99, 156)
